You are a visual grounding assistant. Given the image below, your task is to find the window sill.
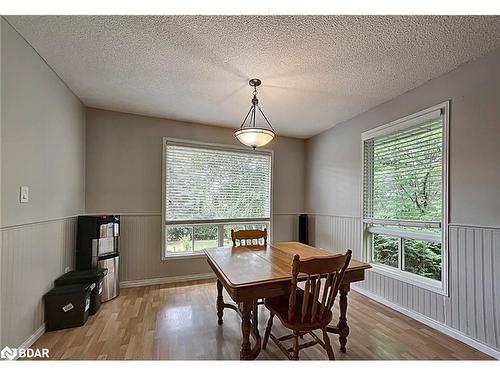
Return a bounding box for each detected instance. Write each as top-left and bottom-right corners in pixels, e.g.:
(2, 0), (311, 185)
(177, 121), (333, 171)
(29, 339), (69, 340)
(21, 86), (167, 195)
(162, 251), (207, 260)
(369, 263), (448, 296)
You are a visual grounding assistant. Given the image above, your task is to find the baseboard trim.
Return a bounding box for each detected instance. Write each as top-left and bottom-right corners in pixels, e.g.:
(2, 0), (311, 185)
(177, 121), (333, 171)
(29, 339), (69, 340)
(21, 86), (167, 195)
(351, 285), (500, 360)
(7, 323), (47, 360)
(20, 323), (46, 350)
(120, 273), (215, 288)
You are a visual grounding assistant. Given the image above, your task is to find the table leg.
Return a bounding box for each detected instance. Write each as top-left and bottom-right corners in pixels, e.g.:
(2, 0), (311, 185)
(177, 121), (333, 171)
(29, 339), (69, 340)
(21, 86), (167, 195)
(250, 300), (262, 358)
(216, 279), (224, 325)
(252, 300), (260, 336)
(337, 284), (350, 353)
(240, 301), (253, 360)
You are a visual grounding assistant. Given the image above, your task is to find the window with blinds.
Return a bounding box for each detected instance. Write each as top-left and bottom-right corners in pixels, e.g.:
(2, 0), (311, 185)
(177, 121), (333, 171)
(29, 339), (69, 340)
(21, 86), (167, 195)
(362, 104), (448, 291)
(163, 140), (272, 256)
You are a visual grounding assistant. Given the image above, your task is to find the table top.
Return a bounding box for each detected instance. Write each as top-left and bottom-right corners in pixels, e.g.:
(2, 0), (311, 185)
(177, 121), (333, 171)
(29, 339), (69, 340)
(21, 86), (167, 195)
(204, 241), (371, 289)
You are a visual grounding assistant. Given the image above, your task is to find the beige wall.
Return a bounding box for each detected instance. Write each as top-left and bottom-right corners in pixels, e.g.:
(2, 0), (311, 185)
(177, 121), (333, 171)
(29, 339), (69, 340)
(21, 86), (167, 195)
(1, 20), (86, 227)
(85, 108), (306, 280)
(0, 18), (85, 348)
(306, 47), (500, 228)
(86, 108), (305, 215)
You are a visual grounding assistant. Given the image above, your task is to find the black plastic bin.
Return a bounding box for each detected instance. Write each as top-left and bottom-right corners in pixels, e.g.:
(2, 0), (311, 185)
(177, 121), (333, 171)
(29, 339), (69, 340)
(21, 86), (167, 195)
(44, 283), (95, 331)
(54, 268), (108, 315)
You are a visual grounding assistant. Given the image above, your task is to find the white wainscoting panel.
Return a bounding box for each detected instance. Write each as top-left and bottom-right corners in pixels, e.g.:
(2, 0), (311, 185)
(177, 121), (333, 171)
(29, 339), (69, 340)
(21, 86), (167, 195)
(444, 226), (500, 349)
(308, 214), (362, 259)
(0, 217), (77, 348)
(307, 214), (500, 353)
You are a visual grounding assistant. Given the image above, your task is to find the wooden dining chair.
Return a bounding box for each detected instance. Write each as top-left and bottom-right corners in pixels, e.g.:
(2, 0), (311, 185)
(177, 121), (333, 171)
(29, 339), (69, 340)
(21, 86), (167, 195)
(262, 249), (352, 360)
(231, 228), (268, 313)
(231, 228), (267, 246)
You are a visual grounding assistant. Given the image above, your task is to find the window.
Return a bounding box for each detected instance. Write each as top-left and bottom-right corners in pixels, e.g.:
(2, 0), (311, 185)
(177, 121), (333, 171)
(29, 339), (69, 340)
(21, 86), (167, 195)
(162, 139), (272, 257)
(362, 103), (448, 293)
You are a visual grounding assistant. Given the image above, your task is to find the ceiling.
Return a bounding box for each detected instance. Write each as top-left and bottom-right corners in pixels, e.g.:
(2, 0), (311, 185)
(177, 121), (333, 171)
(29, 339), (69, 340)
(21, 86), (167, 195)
(6, 15), (500, 138)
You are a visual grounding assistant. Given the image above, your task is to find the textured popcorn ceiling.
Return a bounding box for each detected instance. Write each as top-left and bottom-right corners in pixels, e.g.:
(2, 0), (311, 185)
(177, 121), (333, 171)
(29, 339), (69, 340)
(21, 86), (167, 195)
(6, 16), (500, 138)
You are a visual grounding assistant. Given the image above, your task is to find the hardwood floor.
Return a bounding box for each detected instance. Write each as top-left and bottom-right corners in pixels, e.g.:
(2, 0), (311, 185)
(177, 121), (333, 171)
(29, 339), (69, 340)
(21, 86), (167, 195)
(30, 279), (492, 360)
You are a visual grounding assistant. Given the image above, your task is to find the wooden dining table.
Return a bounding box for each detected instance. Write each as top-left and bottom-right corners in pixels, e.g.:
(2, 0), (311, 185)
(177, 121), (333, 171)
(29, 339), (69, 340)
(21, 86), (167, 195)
(204, 241), (371, 360)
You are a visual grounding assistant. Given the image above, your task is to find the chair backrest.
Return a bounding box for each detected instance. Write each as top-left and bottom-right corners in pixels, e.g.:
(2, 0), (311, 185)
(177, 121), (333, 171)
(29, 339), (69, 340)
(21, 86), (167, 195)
(231, 228), (267, 246)
(288, 250), (352, 323)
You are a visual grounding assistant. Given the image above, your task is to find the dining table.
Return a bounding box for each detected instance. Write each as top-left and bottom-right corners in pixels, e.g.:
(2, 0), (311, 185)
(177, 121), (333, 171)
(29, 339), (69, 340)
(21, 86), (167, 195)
(204, 241), (371, 360)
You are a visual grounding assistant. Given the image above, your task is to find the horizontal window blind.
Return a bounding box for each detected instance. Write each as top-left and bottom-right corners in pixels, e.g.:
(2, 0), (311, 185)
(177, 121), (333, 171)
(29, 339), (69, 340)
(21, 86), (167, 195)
(165, 143), (271, 222)
(363, 115), (443, 222)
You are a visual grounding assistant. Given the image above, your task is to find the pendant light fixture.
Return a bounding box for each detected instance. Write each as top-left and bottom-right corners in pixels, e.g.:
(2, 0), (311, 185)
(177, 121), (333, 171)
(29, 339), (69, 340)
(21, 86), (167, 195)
(234, 78), (276, 149)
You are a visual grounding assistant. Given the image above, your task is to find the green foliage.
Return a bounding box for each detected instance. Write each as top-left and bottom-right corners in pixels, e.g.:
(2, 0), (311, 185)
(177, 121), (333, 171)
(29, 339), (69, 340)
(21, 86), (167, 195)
(194, 226), (217, 240)
(180, 235), (192, 251)
(371, 121), (443, 222)
(369, 120), (443, 281)
(166, 223), (267, 251)
(373, 234), (442, 281)
(404, 239), (441, 281)
(167, 226), (192, 241)
(168, 226), (218, 241)
(373, 234), (398, 268)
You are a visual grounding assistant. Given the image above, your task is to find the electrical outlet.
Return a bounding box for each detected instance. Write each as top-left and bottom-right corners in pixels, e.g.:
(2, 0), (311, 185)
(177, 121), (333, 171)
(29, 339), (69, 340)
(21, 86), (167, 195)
(64, 266), (71, 273)
(20, 186), (29, 203)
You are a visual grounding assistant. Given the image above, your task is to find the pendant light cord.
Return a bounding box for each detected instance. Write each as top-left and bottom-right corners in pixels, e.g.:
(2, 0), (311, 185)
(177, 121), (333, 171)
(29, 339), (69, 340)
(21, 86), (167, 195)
(238, 79), (275, 132)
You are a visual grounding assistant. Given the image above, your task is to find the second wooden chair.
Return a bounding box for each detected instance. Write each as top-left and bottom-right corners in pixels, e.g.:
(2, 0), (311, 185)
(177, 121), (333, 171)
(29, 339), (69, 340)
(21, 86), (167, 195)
(262, 249), (352, 360)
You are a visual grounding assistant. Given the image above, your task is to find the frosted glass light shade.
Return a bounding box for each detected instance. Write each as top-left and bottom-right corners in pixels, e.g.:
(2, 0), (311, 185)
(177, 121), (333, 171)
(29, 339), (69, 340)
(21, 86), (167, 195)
(234, 128), (275, 148)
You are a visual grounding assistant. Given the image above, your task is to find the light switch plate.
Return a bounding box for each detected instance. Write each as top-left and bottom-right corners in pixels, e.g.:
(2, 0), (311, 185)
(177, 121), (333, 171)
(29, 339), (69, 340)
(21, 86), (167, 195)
(20, 186), (29, 203)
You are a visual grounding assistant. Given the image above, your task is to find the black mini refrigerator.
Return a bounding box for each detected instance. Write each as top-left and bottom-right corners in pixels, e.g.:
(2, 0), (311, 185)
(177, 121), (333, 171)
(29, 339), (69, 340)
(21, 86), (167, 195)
(76, 215), (120, 302)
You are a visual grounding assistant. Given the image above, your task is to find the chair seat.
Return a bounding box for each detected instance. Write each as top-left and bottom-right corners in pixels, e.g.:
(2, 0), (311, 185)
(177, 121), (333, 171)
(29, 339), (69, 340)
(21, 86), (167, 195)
(264, 288), (333, 331)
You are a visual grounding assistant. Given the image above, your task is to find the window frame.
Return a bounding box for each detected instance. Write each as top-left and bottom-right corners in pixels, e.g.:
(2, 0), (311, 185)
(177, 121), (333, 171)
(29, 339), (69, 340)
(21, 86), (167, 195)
(161, 137), (274, 259)
(360, 101), (450, 295)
